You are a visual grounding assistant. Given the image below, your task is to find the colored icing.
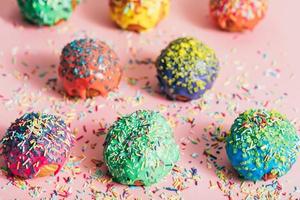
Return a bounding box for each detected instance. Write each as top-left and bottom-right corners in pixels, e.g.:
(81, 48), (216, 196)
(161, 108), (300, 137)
(210, 0), (268, 31)
(156, 37), (219, 101)
(1, 112), (74, 179)
(104, 110), (180, 186)
(17, 0), (79, 26)
(109, 0), (170, 32)
(59, 38), (122, 99)
(226, 109), (300, 181)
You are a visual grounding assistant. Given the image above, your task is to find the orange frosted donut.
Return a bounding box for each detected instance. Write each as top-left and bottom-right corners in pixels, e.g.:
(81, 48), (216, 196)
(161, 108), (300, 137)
(58, 38), (122, 99)
(210, 0), (268, 32)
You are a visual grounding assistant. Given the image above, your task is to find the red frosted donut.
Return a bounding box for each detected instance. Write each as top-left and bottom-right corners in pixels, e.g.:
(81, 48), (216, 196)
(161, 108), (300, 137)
(59, 38), (122, 99)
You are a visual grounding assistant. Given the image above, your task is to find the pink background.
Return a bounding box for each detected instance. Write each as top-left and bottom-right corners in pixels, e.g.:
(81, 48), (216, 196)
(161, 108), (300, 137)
(0, 0), (299, 199)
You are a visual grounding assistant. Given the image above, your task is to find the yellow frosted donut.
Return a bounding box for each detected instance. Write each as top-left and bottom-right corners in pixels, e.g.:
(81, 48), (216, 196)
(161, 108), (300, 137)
(109, 0), (170, 32)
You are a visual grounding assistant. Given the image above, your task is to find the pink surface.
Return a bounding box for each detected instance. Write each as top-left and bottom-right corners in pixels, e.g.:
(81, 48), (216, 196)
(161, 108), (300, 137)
(0, 0), (299, 199)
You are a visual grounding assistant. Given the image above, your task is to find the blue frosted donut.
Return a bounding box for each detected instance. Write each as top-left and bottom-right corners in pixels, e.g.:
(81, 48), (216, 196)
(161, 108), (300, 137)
(226, 109), (300, 181)
(156, 37), (219, 101)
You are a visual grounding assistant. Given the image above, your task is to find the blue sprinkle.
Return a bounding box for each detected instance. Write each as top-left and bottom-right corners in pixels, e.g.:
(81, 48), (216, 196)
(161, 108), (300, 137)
(191, 167), (197, 176)
(164, 187), (178, 192)
(98, 56), (104, 64)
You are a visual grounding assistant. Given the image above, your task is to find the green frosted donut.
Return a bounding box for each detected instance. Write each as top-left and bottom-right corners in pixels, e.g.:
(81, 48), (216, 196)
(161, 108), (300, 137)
(17, 0), (79, 26)
(104, 110), (180, 186)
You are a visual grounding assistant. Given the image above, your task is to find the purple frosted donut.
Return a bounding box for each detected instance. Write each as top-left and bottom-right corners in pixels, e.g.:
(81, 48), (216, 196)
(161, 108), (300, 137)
(156, 37), (219, 101)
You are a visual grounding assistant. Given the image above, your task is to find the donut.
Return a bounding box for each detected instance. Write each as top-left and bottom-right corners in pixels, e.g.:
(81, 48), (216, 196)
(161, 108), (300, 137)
(58, 38), (122, 99)
(209, 0), (268, 32)
(17, 0), (79, 26)
(103, 110), (180, 186)
(156, 37), (219, 101)
(1, 112), (74, 179)
(109, 0), (170, 32)
(226, 109), (300, 181)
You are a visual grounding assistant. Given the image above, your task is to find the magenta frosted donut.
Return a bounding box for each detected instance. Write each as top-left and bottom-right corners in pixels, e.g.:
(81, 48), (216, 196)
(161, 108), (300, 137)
(1, 112), (74, 179)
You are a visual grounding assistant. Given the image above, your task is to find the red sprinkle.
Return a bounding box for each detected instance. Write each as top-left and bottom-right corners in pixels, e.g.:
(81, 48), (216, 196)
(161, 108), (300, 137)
(76, 135), (84, 141)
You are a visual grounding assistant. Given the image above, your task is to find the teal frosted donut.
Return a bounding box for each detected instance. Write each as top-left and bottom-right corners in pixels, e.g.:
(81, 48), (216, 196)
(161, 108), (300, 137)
(17, 0), (79, 26)
(226, 109), (300, 181)
(103, 110), (180, 186)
